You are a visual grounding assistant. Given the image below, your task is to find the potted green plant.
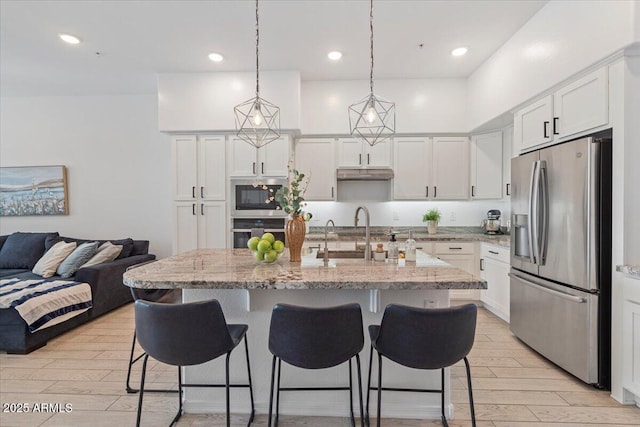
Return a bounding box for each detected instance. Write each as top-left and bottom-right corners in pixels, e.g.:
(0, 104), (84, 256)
(422, 208), (441, 235)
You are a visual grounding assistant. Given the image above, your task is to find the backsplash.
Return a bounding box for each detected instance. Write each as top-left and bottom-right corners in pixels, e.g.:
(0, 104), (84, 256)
(304, 200), (511, 228)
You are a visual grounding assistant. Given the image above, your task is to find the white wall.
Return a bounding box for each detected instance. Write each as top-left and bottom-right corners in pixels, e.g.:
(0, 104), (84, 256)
(467, 0), (638, 130)
(0, 95), (173, 259)
(301, 78), (467, 134)
(158, 71), (300, 132)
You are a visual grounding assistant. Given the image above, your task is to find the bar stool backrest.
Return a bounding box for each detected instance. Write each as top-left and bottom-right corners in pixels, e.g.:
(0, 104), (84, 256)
(135, 299), (235, 366)
(269, 303), (364, 369)
(374, 303), (477, 370)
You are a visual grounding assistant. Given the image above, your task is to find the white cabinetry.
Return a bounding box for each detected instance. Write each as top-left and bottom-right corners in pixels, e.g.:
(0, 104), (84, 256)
(393, 137), (469, 200)
(431, 242), (479, 300)
(432, 137), (470, 200)
(228, 135), (290, 177)
(295, 138), (336, 200)
(337, 137), (392, 168)
(503, 126), (513, 198)
(479, 243), (510, 322)
(514, 67), (609, 153)
(622, 275), (640, 405)
(172, 135), (227, 254)
(470, 132), (503, 200)
(393, 137), (432, 200)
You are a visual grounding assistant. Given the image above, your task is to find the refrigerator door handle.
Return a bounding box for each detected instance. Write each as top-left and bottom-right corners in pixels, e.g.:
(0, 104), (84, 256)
(509, 273), (587, 303)
(538, 161), (549, 265)
(528, 161), (539, 264)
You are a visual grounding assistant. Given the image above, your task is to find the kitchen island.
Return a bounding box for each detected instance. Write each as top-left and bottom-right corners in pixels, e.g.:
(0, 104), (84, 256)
(123, 248), (486, 421)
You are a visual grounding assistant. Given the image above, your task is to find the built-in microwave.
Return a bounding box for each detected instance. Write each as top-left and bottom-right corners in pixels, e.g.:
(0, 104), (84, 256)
(231, 217), (286, 249)
(231, 178), (287, 217)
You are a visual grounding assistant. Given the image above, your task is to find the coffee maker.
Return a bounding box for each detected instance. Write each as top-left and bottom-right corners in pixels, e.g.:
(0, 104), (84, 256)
(481, 210), (502, 234)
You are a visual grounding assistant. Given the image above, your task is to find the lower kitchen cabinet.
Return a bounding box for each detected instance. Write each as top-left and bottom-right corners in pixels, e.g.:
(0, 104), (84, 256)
(479, 243), (510, 322)
(431, 242), (479, 300)
(173, 201), (226, 254)
(622, 275), (640, 404)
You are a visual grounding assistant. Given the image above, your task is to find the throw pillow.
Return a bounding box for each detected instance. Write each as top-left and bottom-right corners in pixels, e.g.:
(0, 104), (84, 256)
(79, 242), (123, 268)
(56, 241), (100, 278)
(0, 232), (59, 269)
(32, 241), (77, 278)
(111, 238), (134, 259)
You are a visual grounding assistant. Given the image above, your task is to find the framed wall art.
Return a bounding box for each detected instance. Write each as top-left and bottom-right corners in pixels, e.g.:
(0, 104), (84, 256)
(0, 166), (69, 216)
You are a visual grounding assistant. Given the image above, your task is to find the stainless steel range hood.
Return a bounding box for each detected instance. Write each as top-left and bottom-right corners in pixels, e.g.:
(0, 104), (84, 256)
(336, 167), (394, 181)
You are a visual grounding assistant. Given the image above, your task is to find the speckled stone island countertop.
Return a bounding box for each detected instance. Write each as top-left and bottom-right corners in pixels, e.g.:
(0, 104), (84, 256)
(616, 265), (640, 280)
(306, 226), (510, 248)
(123, 248), (486, 291)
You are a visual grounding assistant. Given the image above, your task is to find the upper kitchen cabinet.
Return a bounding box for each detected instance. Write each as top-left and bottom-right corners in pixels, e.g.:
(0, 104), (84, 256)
(337, 137), (392, 168)
(470, 131), (503, 200)
(295, 138), (336, 201)
(514, 67), (609, 153)
(432, 137), (470, 200)
(228, 135), (290, 178)
(503, 126), (513, 197)
(172, 135), (225, 201)
(393, 137), (433, 200)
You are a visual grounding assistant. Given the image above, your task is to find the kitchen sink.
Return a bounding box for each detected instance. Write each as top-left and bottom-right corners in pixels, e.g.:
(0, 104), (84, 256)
(316, 250), (367, 259)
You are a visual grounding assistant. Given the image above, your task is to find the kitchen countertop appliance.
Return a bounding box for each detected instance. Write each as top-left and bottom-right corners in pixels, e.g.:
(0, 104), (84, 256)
(509, 130), (612, 389)
(481, 209), (502, 234)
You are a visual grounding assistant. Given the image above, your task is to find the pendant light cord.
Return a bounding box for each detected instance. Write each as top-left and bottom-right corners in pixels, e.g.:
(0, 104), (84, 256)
(255, 0), (260, 97)
(369, 0), (374, 94)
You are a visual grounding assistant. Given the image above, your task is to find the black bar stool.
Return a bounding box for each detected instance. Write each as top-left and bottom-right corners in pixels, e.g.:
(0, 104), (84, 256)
(267, 303), (365, 427)
(134, 299), (255, 427)
(366, 303), (477, 427)
(126, 287), (182, 393)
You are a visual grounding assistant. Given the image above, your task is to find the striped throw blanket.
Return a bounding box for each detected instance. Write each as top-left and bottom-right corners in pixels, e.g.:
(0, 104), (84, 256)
(0, 278), (92, 333)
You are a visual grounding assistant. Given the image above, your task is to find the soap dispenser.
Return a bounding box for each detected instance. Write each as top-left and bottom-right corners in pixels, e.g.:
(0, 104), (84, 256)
(405, 230), (416, 262)
(388, 234), (398, 261)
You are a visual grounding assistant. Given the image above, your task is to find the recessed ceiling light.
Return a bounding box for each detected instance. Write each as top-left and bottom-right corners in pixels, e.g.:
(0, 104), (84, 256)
(208, 52), (224, 62)
(59, 33), (81, 44)
(328, 51), (343, 61)
(451, 47), (468, 57)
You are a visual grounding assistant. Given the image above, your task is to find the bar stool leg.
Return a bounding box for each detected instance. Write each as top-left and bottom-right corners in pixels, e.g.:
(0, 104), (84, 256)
(349, 358), (355, 427)
(244, 336), (255, 426)
(169, 366), (183, 426)
(376, 353), (382, 427)
(355, 354), (365, 427)
(464, 357), (476, 427)
(365, 345), (374, 426)
(268, 356), (277, 427)
(126, 331), (139, 393)
(275, 358), (282, 426)
(441, 368), (448, 427)
(135, 354), (149, 427)
(225, 352), (231, 427)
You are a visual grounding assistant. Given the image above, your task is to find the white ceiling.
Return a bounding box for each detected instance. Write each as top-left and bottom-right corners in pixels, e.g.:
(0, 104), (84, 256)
(0, 0), (547, 96)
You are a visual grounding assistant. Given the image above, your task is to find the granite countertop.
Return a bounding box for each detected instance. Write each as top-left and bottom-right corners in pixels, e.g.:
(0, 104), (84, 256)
(616, 265), (640, 280)
(123, 248), (486, 291)
(306, 226), (510, 248)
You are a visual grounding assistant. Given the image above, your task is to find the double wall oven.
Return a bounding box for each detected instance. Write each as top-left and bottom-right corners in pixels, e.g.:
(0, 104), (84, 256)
(230, 179), (287, 248)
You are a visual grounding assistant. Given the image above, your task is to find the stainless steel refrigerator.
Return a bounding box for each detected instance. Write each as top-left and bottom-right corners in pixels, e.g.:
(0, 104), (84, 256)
(510, 130), (611, 388)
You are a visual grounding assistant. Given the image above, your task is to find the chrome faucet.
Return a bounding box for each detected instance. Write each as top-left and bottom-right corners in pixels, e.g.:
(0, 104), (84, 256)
(324, 219), (336, 263)
(354, 206), (371, 261)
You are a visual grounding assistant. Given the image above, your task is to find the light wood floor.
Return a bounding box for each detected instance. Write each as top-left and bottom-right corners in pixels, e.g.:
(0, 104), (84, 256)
(1, 304), (639, 427)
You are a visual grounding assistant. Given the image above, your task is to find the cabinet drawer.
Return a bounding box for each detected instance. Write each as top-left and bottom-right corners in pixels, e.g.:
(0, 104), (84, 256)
(481, 243), (510, 264)
(434, 242), (474, 255)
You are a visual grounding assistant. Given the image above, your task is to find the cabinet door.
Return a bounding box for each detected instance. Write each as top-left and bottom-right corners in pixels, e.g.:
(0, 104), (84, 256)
(198, 201), (227, 249)
(365, 139), (392, 167)
(481, 257), (511, 322)
(433, 137), (469, 200)
(554, 67), (608, 139)
(260, 136), (290, 177)
(228, 136), (258, 176)
(295, 138), (336, 200)
(471, 132), (503, 199)
(173, 202), (198, 254)
(503, 126), (513, 198)
(438, 254), (479, 300)
(393, 137), (432, 200)
(337, 138), (364, 167)
(172, 136), (197, 200)
(516, 95), (553, 151)
(198, 136), (226, 200)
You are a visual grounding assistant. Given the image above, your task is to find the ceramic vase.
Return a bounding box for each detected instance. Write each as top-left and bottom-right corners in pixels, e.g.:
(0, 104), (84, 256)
(426, 220), (438, 235)
(285, 214), (306, 262)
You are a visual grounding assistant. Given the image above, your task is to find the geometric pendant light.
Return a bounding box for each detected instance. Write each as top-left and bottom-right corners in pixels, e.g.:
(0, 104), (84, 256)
(234, 0), (280, 149)
(348, 0), (395, 146)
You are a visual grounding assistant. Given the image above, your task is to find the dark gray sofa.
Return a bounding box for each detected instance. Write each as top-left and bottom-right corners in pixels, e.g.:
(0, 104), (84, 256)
(0, 232), (155, 354)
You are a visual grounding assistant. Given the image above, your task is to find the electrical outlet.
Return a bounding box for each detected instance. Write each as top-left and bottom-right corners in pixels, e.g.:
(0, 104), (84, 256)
(424, 299), (438, 308)
(449, 211), (456, 222)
